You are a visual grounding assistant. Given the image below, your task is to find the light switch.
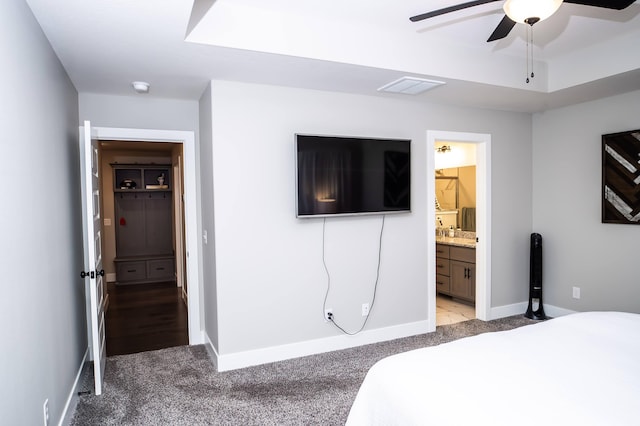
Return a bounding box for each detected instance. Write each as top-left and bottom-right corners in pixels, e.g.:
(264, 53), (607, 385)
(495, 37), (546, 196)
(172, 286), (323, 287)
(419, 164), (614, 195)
(104, 218), (112, 226)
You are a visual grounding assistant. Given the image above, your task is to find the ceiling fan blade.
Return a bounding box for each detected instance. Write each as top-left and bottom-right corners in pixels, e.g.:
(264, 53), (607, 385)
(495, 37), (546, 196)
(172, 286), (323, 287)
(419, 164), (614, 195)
(410, 0), (501, 22)
(563, 0), (635, 9)
(487, 15), (516, 42)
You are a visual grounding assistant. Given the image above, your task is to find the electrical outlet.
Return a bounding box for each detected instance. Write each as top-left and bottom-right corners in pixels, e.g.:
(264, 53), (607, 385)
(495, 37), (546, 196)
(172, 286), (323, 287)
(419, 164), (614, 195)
(43, 399), (49, 426)
(361, 303), (370, 316)
(572, 286), (581, 299)
(324, 308), (333, 322)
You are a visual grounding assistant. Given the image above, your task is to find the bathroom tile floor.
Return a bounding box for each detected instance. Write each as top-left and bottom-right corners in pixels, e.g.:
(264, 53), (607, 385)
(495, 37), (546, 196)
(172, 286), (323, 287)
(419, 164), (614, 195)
(436, 295), (475, 326)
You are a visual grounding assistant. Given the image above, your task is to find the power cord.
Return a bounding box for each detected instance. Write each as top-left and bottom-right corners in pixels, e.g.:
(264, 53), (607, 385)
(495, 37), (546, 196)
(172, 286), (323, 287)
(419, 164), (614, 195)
(322, 215), (385, 335)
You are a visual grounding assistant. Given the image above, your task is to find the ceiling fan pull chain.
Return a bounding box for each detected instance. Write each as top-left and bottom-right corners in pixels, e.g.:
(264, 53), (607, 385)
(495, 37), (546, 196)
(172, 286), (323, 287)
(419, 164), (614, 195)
(530, 26), (535, 80)
(525, 24), (536, 84)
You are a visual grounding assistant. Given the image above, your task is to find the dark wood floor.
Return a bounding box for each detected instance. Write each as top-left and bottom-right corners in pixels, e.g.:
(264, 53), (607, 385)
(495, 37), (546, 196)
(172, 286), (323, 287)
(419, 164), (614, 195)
(105, 281), (188, 356)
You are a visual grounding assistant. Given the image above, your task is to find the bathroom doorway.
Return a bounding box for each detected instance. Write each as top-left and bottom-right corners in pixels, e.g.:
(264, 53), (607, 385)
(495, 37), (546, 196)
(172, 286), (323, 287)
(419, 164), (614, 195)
(434, 144), (477, 325)
(427, 130), (491, 331)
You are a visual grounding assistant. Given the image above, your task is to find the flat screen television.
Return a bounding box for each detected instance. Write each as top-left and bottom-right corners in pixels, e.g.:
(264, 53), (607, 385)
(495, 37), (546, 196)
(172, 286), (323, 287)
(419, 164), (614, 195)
(296, 134), (411, 218)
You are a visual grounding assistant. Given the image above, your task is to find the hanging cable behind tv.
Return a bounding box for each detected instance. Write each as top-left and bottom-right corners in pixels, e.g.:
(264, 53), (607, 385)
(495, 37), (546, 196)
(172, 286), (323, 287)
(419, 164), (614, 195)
(322, 215), (385, 335)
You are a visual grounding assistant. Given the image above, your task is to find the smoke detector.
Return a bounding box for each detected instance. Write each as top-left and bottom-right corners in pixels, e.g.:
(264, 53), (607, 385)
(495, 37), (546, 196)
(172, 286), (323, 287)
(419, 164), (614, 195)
(132, 81), (150, 94)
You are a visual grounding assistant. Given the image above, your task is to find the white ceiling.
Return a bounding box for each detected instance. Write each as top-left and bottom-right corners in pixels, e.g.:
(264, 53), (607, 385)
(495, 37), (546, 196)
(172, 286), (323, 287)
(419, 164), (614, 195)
(25, 0), (640, 112)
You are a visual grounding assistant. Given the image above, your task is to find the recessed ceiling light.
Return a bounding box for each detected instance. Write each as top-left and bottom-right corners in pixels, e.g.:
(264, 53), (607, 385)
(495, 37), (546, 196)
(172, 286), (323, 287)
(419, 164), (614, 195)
(132, 81), (150, 94)
(378, 77), (445, 95)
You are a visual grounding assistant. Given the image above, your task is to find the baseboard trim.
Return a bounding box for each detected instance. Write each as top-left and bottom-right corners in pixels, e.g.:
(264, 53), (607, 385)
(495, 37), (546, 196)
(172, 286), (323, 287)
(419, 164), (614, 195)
(203, 301), (581, 373)
(210, 320), (430, 372)
(490, 302), (576, 320)
(59, 348), (89, 426)
(543, 304), (576, 318)
(490, 302), (528, 319)
(203, 331), (219, 371)
(204, 303), (580, 372)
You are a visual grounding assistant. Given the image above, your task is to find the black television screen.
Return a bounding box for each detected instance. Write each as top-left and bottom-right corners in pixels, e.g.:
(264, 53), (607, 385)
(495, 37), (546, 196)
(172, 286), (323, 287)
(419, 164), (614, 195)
(296, 134), (411, 218)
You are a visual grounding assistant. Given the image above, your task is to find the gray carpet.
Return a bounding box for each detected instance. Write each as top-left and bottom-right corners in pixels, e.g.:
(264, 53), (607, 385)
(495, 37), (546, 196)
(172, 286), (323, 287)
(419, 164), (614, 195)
(71, 315), (538, 425)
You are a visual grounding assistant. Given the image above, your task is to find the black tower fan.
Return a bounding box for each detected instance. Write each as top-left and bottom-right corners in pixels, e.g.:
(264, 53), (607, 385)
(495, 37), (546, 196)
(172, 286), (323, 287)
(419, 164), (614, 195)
(525, 233), (547, 320)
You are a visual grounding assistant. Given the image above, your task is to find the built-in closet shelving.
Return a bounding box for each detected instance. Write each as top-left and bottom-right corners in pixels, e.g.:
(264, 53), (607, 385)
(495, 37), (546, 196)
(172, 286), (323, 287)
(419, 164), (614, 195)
(112, 164), (175, 285)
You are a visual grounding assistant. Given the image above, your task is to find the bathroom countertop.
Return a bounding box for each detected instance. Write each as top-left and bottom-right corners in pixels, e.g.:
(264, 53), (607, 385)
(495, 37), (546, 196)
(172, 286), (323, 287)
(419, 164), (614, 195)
(435, 236), (477, 249)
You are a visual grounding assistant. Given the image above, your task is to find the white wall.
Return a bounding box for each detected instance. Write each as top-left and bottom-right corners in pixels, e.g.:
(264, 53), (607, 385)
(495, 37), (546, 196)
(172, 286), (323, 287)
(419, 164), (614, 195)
(205, 80), (532, 363)
(533, 90), (640, 313)
(0, 1), (83, 424)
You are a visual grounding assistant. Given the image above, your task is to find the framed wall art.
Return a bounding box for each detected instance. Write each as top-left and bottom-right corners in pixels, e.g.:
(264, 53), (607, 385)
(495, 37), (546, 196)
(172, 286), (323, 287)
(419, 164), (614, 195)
(602, 129), (640, 224)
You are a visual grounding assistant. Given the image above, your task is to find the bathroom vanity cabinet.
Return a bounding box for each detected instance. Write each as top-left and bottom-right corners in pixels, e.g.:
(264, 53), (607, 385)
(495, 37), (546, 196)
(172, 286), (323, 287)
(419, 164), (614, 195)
(436, 243), (475, 303)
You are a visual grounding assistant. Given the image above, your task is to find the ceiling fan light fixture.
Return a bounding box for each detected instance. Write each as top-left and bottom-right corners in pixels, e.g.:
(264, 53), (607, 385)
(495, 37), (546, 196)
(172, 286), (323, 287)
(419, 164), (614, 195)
(503, 0), (564, 24)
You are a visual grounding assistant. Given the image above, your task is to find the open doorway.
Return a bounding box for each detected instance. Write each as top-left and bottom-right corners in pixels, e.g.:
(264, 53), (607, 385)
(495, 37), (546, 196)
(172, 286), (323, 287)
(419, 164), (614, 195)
(434, 142), (477, 325)
(427, 130), (491, 331)
(88, 125), (202, 343)
(98, 141), (188, 355)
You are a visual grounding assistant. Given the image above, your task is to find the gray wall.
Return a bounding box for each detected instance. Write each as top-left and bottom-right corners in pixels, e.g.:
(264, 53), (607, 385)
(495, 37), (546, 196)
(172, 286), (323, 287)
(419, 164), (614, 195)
(79, 93), (199, 132)
(533, 90), (640, 313)
(0, 1), (83, 425)
(204, 80), (532, 356)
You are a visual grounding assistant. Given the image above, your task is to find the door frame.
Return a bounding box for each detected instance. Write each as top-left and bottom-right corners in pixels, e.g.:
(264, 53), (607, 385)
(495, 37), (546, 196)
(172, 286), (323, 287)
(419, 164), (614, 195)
(427, 130), (492, 330)
(92, 126), (203, 344)
(173, 156), (187, 298)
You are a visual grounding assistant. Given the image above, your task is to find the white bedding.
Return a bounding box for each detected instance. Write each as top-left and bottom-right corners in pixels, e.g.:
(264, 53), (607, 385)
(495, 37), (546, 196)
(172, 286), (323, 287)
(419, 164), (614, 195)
(346, 312), (640, 426)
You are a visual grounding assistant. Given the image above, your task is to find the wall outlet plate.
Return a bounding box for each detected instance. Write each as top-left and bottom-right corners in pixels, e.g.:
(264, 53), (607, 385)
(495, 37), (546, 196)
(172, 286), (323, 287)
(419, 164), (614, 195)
(362, 303), (370, 316)
(324, 308), (333, 322)
(572, 286), (581, 299)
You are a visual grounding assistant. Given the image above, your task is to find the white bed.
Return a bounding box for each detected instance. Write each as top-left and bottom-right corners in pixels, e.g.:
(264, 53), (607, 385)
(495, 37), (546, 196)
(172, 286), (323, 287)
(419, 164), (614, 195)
(346, 312), (640, 426)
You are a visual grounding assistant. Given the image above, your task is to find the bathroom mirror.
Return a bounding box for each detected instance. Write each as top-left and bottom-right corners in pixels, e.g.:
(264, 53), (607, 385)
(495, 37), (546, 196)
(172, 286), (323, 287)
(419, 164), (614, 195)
(435, 166), (476, 231)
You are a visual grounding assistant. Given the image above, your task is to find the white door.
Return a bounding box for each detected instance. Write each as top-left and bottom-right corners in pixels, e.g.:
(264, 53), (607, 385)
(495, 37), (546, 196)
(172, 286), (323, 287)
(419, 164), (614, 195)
(79, 120), (106, 395)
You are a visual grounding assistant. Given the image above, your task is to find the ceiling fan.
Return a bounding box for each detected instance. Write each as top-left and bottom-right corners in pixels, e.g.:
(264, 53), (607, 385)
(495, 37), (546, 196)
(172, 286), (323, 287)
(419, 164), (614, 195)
(410, 0), (636, 42)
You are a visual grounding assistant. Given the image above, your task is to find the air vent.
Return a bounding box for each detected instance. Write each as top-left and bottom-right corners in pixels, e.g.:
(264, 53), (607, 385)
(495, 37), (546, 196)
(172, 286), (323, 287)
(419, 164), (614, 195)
(378, 77), (445, 95)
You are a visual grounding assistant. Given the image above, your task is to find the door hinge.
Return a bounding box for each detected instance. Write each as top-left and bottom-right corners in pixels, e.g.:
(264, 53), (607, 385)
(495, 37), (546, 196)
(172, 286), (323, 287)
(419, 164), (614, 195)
(80, 269), (104, 279)
(80, 270), (94, 279)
